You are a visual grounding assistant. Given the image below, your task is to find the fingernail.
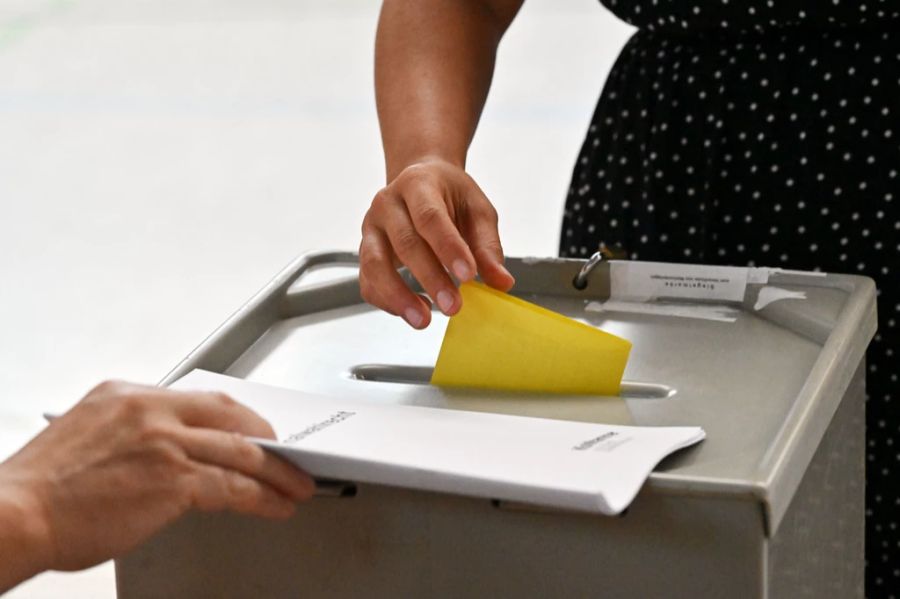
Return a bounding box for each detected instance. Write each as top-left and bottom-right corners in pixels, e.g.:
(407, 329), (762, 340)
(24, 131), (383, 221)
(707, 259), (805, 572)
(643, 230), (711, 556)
(404, 307), (425, 328)
(452, 259), (472, 281)
(436, 290), (454, 314)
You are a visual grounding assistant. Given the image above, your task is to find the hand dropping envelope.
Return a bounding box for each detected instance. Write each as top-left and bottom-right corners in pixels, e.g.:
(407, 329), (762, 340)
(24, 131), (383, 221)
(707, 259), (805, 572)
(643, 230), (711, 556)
(431, 282), (632, 395)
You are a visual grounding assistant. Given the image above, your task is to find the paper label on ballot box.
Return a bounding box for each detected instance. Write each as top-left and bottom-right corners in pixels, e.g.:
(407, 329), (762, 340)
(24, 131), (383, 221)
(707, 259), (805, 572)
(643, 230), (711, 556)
(609, 261), (751, 302)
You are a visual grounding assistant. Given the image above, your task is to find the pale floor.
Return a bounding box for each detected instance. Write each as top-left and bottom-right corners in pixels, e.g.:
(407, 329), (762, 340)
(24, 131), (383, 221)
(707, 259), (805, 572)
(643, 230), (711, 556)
(0, 0), (632, 595)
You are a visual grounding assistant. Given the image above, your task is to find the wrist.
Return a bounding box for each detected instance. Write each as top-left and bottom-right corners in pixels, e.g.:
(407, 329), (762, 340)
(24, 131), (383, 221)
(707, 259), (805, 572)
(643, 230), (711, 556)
(386, 152), (466, 183)
(0, 470), (54, 591)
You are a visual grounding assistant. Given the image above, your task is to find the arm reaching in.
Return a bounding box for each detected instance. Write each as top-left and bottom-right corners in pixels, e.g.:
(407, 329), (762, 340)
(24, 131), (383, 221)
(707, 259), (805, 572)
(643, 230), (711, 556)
(0, 381), (315, 592)
(360, 0), (524, 329)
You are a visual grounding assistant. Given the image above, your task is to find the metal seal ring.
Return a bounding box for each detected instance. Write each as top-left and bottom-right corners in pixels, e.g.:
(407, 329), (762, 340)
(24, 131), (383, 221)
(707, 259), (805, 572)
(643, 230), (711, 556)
(572, 250), (604, 290)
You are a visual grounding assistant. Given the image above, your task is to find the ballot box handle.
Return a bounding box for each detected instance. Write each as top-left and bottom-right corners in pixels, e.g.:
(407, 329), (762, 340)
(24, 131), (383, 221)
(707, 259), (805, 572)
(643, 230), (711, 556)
(314, 479), (358, 498)
(159, 250), (361, 386)
(491, 499), (629, 518)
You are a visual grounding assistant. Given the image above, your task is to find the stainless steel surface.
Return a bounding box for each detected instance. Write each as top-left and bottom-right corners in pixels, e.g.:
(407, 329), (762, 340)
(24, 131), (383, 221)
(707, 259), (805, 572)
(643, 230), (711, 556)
(116, 366), (865, 599)
(118, 485), (768, 599)
(769, 362), (865, 597)
(117, 250), (873, 598)
(163, 250), (875, 534)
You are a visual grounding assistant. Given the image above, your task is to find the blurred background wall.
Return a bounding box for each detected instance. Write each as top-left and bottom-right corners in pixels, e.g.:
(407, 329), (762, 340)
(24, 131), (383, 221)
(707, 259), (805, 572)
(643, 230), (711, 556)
(0, 0), (631, 595)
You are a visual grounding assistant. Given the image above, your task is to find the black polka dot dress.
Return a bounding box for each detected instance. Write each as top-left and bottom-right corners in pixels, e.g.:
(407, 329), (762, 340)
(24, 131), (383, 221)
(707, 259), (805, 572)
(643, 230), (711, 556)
(560, 2), (900, 595)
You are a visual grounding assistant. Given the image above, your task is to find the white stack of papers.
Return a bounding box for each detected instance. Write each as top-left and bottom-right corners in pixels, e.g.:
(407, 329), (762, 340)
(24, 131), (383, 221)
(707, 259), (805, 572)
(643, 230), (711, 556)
(173, 370), (705, 515)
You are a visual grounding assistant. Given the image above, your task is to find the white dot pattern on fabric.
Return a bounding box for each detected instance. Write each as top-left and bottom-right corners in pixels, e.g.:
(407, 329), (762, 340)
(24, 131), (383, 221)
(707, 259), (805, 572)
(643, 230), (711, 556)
(560, 4), (900, 596)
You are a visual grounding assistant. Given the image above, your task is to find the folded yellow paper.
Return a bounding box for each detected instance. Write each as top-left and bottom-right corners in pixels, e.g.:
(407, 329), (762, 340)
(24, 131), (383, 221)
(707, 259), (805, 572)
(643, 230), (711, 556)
(431, 282), (632, 395)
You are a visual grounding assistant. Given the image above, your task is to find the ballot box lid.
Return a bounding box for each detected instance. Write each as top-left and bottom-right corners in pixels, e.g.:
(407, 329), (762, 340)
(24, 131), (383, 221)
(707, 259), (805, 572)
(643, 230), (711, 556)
(162, 251), (876, 536)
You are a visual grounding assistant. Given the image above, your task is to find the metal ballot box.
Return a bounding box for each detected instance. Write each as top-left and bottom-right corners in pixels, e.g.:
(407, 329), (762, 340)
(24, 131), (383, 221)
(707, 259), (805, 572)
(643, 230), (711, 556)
(117, 251), (875, 598)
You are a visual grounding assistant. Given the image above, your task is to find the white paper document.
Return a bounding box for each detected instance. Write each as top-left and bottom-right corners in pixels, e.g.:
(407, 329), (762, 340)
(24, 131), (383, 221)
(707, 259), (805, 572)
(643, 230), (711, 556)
(608, 260), (827, 304)
(172, 370), (705, 515)
(609, 261), (751, 302)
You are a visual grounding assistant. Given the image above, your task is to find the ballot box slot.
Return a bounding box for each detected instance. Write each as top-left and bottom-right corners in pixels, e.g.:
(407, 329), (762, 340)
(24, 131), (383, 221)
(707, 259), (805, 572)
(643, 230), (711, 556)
(347, 364), (674, 399)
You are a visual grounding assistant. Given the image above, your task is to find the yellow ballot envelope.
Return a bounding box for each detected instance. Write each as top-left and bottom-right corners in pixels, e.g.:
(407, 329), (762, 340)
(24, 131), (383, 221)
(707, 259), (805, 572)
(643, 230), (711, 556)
(431, 282), (632, 395)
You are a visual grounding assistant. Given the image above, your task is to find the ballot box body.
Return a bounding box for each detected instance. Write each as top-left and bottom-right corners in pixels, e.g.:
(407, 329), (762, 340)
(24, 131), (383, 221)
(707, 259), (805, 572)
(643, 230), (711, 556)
(116, 252), (875, 598)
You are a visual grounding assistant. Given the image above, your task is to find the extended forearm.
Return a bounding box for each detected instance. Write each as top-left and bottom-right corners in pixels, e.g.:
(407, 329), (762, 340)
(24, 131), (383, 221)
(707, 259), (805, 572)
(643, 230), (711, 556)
(0, 481), (51, 593)
(375, 0), (523, 181)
